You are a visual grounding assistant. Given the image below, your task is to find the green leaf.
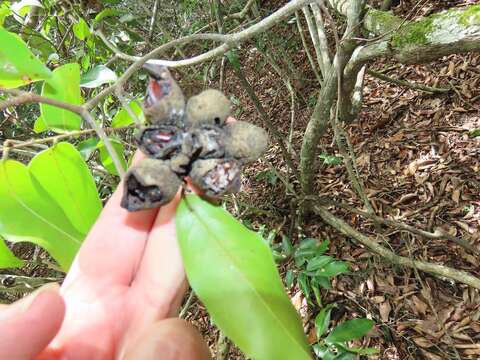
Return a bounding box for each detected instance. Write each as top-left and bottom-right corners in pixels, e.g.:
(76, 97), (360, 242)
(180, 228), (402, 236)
(77, 137), (99, 159)
(285, 269), (295, 288)
(298, 271), (311, 300)
(80, 65), (117, 88)
(0, 26), (51, 88)
(111, 100), (144, 127)
(97, 138), (127, 176)
(315, 306), (332, 339)
(315, 261), (349, 277)
(281, 235), (294, 256)
(176, 195), (312, 360)
(469, 128), (480, 138)
(325, 318), (375, 344)
(312, 276), (331, 290)
(316, 239), (330, 255)
(336, 343), (379, 355)
(40, 63), (82, 133)
(93, 8), (124, 25)
(29, 142), (102, 235)
(33, 116), (48, 133)
(10, 0), (42, 25)
(73, 18), (90, 40)
(0, 8), (12, 26)
(0, 237), (23, 268)
(306, 256), (333, 272)
(312, 344), (336, 360)
(0, 160), (83, 270)
(226, 49), (241, 71)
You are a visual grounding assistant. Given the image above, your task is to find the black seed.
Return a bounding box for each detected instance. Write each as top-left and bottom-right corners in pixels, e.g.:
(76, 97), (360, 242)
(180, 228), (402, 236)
(121, 159), (182, 211)
(136, 125), (184, 160)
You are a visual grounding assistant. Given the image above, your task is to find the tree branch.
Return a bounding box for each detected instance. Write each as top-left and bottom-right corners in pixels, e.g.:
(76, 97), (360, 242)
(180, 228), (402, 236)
(366, 68), (451, 93)
(314, 205), (480, 290)
(0, 88), (126, 177)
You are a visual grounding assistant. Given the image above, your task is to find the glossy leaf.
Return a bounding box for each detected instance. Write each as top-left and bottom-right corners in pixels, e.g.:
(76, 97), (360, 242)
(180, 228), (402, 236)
(315, 305), (332, 339)
(0, 237), (23, 268)
(40, 63), (82, 133)
(33, 116), (48, 133)
(336, 343), (379, 355)
(0, 160), (83, 270)
(77, 137), (100, 159)
(80, 65), (117, 88)
(306, 255), (333, 272)
(176, 195), (311, 360)
(97, 138), (127, 176)
(226, 49), (241, 71)
(73, 18), (90, 40)
(315, 261), (349, 277)
(312, 344), (336, 360)
(0, 26), (51, 88)
(0, 8), (12, 26)
(29, 142), (102, 235)
(111, 100), (144, 127)
(10, 0), (42, 23)
(93, 8), (124, 24)
(325, 318), (375, 344)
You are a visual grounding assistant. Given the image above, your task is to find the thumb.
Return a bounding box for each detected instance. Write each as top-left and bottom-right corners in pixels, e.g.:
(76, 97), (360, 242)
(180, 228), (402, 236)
(123, 318), (212, 360)
(0, 283), (65, 360)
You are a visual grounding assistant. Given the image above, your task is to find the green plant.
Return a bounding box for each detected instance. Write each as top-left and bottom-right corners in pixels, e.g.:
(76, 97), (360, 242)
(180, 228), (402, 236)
(312, 309), (378, 359)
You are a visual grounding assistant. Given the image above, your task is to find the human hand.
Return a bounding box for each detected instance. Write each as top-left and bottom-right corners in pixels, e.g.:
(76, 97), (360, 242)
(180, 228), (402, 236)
(0, 156), (211, 360)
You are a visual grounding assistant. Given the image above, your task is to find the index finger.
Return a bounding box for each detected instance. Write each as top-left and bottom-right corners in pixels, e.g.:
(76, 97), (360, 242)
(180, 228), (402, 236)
(61, 152), (158, 292)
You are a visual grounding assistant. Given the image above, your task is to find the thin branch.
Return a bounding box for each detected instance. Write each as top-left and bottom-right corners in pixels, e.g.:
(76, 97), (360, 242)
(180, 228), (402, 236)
(230, 65), (299, 181)
(310, 197), (479, 255)
(88, 0), (314, 109)
(302, 6), (325, 79)
(148, 0), (161, 41)
(0, 274), (59, 293)
(314, 205), (480, 290)
(1, 125), (137, 152)
(367, 68), (451, 94)
(310, 2), (332, 74)
(114, 88), (142, 125)
(0, 88), (126, 177)
(295, 11), (323, 84)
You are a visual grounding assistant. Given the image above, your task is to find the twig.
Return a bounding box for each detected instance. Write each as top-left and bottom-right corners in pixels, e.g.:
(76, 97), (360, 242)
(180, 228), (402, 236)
(302, 6), (326, 79)
(295, 11), (323, 84)
(88, 0), (314, 110)
(407, 241), (462, 360)
(310, 197), (479, 255)
(367, 69), (450, 94)
(324, 1), (375, 214)
(114, 88), (142, 125)
(230, 65), (299, 181)
(0, 88), (127, 177)
(0, 125), (137, 152)
(215, 330), (231, 360)
(310, 3), (332, 75)
(148, 0), (161, 42)
(179, 290), (195, 318)
(314, 205), (480, 289)
(0, 274), (59, 293)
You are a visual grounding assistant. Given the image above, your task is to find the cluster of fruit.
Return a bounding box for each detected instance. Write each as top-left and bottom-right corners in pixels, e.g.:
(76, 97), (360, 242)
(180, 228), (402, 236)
(120, 64), (269, 211)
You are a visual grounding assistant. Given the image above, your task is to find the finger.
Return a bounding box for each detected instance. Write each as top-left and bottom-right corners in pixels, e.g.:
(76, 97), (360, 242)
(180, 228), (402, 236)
(0, 284), (65, 360)
(128, 189), (187, 330)
(62, 151), (157, 292)
(123, 318), (211, 360)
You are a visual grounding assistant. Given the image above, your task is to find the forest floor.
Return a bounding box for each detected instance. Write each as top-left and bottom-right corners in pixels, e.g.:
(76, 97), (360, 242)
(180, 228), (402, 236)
(182, 1), (480, 359)
(1, 0), (479, 359)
